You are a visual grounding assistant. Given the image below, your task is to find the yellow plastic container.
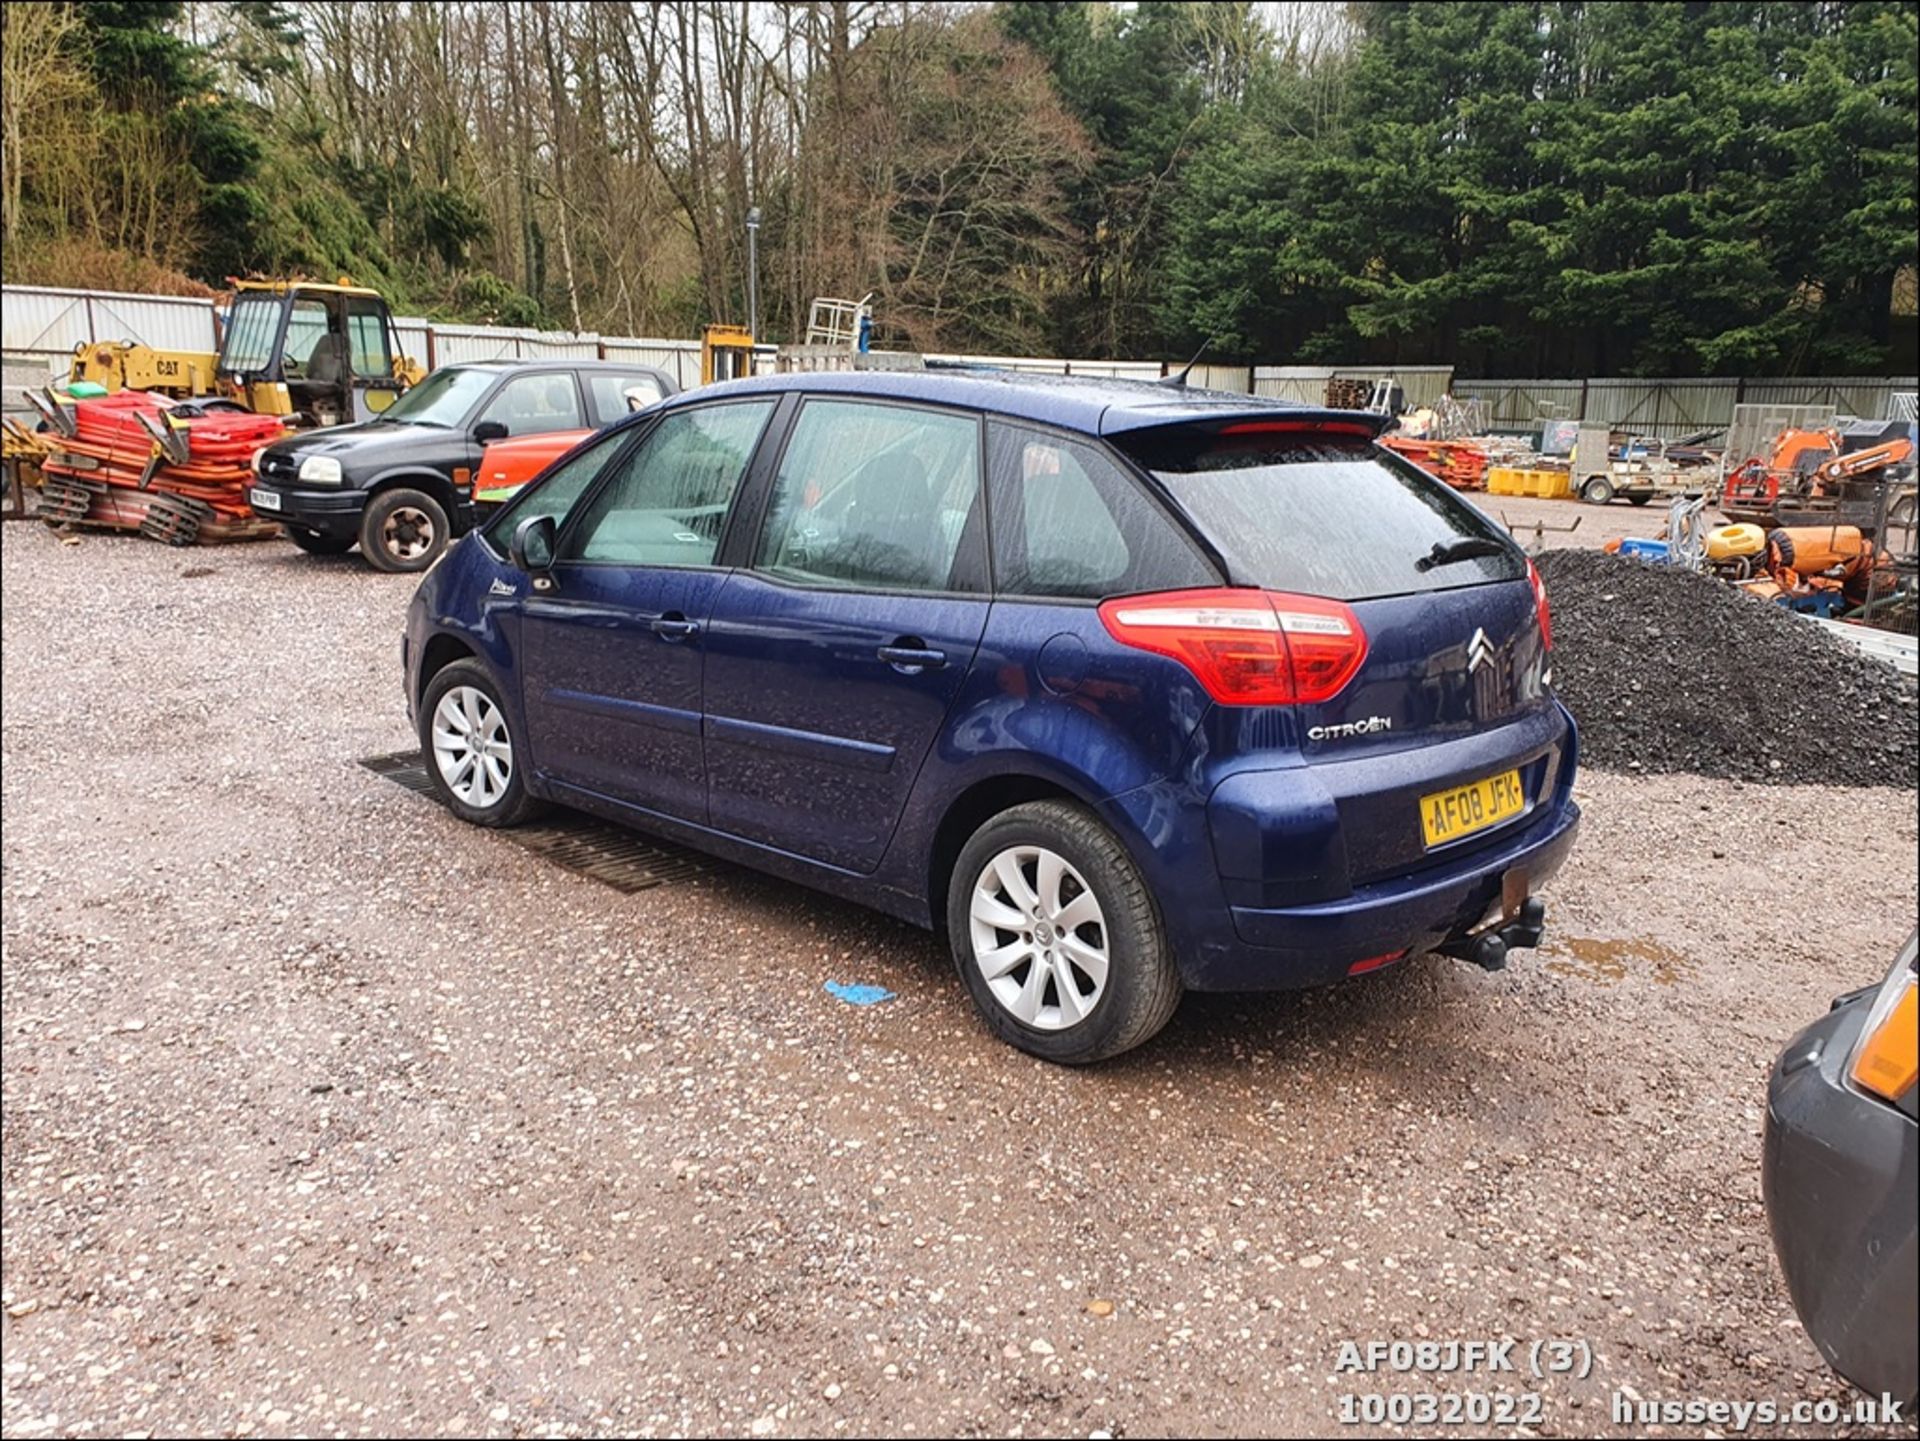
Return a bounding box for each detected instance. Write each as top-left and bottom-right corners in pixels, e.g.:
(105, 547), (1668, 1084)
(1705, 522), (1767, 562)
(1487, 467), (1572, 498)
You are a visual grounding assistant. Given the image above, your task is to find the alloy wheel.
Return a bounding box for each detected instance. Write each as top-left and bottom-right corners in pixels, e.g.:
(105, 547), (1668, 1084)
(431, 685), (512, 808)
(968, 844), (1110, 1030)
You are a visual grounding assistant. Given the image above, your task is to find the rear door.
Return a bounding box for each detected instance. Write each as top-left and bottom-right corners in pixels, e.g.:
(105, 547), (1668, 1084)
(518, 398), (777, 822)
(701, 398), (991, 872)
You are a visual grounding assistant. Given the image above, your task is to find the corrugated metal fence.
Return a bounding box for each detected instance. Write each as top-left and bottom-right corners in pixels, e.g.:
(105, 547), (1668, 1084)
(2, 284), (220, 361)
(3, 284), (1913, 429)
(1254, 365), (1456, 409)
(1454, 375), (1920, 437)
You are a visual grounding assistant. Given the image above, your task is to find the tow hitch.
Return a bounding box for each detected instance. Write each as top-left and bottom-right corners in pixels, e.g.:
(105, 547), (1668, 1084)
(1438, 897), (1547, 972)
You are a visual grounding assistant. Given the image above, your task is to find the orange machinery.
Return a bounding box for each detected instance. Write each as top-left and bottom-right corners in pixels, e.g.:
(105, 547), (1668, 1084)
(1706, 522), (1895, 611)
(1723, 420), (1914, 528)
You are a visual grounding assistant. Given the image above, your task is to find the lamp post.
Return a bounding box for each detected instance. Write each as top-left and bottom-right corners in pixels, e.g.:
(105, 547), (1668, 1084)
(745, 205), (762, 345)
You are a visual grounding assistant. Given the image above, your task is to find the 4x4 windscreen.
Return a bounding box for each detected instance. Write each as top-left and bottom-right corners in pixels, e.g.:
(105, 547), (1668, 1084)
(1132, 435), (1526, 600)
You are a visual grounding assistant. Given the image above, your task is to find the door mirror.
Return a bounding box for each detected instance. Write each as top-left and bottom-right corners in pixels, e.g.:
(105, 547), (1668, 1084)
(510, 513), (556, 573)
(473, 419), (510, 444)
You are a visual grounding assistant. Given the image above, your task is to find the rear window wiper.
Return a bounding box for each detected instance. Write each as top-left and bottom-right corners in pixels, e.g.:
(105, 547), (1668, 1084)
(1416, 537), (1509, 572)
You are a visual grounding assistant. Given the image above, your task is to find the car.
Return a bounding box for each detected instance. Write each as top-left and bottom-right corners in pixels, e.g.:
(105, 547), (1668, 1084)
(472, 376), (669, 507)
(248, 360), (676, 571)
(1763, 930), (1917, 1409)
(400, 371), (1581, 1063)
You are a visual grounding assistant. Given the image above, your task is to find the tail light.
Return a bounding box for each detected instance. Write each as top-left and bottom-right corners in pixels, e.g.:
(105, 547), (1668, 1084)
(1097, 587), (1367, 705)
(1526, 557), (1552, 649)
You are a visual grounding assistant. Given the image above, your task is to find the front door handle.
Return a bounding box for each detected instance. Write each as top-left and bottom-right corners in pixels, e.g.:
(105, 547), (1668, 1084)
(651, 614), (700, 642)
(877, 643), (947, 673)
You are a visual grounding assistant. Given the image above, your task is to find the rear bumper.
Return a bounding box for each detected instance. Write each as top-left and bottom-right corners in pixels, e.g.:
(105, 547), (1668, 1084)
(1191, 792), (1579, 989)
(1763, 999), (1918, 1405)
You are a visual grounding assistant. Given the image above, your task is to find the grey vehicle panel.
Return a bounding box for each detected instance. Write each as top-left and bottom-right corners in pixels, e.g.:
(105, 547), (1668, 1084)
(1762, 980), (1918, 1406)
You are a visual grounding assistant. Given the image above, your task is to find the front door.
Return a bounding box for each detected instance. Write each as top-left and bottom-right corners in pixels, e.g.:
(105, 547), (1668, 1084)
(702, 398), (991, 872)
(518, 398), (777, 822)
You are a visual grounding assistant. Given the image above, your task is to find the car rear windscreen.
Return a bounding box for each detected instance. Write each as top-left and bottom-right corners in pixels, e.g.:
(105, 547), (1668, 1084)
(1131, 435), (1527, 600)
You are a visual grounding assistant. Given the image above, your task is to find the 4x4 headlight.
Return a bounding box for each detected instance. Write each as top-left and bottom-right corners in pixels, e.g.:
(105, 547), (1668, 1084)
(298, 455), (343, 486)
(1849, 932), (1917, 1105)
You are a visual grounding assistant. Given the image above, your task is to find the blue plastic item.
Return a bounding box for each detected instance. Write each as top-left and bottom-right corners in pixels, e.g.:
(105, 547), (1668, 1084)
(1614, 538), (1671, 561)
(824, 981), (895, 1007)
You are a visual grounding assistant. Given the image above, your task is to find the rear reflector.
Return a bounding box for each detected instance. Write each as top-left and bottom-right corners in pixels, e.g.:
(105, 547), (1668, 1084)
(1098, 587), (1367, 705)
(1347, 950), (1407, 976)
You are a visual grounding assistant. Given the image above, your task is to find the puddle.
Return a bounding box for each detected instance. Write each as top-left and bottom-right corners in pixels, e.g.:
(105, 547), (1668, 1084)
(1545, 936), (1696, 986)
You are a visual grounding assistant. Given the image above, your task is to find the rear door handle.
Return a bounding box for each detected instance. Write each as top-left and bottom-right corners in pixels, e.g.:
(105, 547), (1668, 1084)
(877, 643), (946, 672)
(651, 614), (700, 642)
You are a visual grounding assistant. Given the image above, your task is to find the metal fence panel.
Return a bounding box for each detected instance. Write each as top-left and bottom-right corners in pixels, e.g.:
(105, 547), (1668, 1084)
(389, 315), (433, 368)
(2, 284), (219, 363)
(1253, 364), (1455, 408)
(519, 330), (602, 360)
(1191, 363), (1252, 393)
(1064, 359), (1164, 380)
(1738, 376), (1919, 419)
(426, 324), (521, 364)
(1252, 366), (1334, 402)
(1584, 378), (1739, 438)
(1723, 403), (1834, 467)
(601, 338), (702, 389)
(1450, 380), (1584, 430)
(926, 353), (1071, 374)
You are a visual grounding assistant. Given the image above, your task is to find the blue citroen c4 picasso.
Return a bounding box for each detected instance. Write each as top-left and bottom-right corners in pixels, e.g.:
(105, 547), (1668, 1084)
(402, 371), (1580, 1062)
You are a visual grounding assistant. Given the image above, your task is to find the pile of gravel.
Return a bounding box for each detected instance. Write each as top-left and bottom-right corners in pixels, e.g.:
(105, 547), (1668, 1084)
(1536, 548), (1917, 788)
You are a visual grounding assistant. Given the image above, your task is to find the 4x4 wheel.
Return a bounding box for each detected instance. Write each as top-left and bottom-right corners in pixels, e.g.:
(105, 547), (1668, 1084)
(1581, 475), (1615, 505)
(417, 660), (544, 827)
(947, 800), (1182, 1064)
(362, 487), (448, 572)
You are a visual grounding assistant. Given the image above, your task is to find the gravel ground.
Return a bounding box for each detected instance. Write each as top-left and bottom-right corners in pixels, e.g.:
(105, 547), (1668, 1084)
(3, 524), (1917, 1439)
(1467, 492), (1687, 553)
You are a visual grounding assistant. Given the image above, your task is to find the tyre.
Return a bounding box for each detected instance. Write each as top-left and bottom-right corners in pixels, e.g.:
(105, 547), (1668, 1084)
(417, 659), (544, 827)
(947, 800), (1181, 1064)
(1627, 491), (1653, 506)
(361, 487), (448, 573)
(1581, 476), (1615, 505)
(289, 528), (355, 556)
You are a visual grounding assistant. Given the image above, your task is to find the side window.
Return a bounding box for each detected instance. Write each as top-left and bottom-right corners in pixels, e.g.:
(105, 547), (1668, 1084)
(755, 400), (983, 592)
(479, 372), (585, 437)
(586, 372), (665, 425)
(484, 426), (632, 542)
(346, 301), (392, 379)
(560, 401), (775, 566)
(986, 424), (1214, 599)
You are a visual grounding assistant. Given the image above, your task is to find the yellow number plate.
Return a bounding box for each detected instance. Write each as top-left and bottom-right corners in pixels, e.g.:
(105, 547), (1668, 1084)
(1420, 769), (1526, 847)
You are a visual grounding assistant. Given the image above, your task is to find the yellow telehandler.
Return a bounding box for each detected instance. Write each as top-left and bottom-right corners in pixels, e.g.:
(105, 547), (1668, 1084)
(66, 279), (426, 428)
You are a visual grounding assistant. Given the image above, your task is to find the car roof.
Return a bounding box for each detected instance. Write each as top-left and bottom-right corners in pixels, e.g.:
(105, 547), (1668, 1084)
(453, 359), (674, 375)
(652, 369), (1385, 439)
